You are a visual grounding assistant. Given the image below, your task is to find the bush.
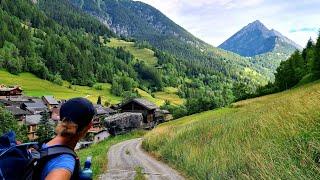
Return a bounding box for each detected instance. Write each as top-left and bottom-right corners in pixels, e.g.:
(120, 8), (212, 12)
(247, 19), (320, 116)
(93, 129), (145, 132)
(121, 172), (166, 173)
(6, 58), (22, 75)
(93, 84), (103, 90)
(52, 73), (63, 86)
(111, 75), (137, 96)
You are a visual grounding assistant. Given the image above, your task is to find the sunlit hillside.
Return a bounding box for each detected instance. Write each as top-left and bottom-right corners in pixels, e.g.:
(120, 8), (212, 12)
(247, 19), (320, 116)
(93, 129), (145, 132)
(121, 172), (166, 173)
(143, 81), (320, 179)
(107, 38), (158, 65)
(0, 70), (182, 106)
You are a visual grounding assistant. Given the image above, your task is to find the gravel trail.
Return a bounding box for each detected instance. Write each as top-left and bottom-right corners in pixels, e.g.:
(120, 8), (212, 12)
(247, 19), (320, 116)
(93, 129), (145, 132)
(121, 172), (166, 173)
(100, 138), (184, 180)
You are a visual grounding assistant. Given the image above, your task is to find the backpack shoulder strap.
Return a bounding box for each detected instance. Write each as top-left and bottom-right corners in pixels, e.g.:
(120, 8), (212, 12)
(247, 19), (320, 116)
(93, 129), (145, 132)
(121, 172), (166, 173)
(40, 145), (77, 158)
(34, 145), (80, 180)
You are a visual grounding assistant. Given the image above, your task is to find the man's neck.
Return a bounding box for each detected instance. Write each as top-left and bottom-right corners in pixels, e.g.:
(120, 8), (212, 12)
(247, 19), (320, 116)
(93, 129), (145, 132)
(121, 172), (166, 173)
(47, 136), (78, 150)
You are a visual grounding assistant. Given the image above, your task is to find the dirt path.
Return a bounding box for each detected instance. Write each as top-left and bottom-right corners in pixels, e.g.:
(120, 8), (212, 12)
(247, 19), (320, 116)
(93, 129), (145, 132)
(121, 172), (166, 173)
(99, 138), (184, 180)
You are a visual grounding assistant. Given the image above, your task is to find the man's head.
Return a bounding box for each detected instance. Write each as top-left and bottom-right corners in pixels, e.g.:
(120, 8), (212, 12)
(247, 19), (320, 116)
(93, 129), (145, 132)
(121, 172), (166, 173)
(56, 98), (96, 139)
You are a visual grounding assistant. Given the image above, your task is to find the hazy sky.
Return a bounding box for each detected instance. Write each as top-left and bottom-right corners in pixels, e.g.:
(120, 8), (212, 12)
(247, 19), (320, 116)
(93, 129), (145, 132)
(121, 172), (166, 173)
(136, 0), (320, 47)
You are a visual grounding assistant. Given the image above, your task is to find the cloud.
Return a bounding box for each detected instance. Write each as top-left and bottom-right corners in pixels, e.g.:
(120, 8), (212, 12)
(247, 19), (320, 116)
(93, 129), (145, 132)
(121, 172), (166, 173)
(290, 27), (319, 33)
(136, 0), (263, 10)
(135, 0), (320, 47)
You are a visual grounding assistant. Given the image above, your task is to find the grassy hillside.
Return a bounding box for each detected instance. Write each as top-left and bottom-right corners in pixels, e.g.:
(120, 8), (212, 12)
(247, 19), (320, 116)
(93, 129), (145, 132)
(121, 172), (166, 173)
(107, 38), (158, 65)
(105, 38), (185, 106)
(0, 70), (182, 106)
(143, 81), (320, 179)
(0, 70), (121, 104)
(154, 87), (185, 105)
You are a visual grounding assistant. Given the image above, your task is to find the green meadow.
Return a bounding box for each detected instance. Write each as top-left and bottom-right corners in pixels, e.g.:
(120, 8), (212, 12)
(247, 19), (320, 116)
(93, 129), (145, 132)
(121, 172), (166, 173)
(143, 81), (320, 179)
(0, 70), (183, 106)
(0, 70), (122, 104)
(107, 38), (158, 65)
(154, 87), (185, 105)
(106, 38), (185, 106)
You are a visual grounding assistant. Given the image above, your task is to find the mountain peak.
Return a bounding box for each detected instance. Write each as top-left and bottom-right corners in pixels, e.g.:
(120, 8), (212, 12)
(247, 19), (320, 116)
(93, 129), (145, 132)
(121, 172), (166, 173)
(250, 20), (264, 26)
(218, 20), (300, 57)
(243, 20), (269, 36)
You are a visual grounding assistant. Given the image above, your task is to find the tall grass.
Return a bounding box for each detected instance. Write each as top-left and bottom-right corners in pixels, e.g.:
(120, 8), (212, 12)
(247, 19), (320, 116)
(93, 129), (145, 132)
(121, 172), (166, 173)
(78, 131), (145, 180)
(143, 81), (320, 179)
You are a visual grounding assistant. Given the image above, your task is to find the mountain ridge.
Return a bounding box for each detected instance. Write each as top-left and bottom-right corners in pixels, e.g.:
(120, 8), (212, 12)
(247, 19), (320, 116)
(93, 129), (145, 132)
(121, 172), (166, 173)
(219, 20), (301, 57)
(68, 0), (268, 84)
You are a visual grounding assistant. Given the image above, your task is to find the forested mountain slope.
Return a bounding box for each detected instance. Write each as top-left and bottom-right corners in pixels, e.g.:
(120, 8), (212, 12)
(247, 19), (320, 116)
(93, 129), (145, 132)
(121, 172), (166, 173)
(0, 0), (133, 87)
(0, 0), (267, 115)
(68, 0), (268, 84)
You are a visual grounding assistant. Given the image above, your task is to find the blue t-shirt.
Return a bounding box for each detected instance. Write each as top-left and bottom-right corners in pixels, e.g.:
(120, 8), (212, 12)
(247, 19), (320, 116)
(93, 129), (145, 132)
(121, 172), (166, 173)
(41, 144), (76, 180)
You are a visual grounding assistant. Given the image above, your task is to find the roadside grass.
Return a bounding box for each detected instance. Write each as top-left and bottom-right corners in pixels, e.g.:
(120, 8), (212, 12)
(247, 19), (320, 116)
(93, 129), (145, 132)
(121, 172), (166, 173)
(78, 131), (146, 180)
(107, 38), (158, 65)
(143, 81), (320, 179)
(134, 167), (146, 180)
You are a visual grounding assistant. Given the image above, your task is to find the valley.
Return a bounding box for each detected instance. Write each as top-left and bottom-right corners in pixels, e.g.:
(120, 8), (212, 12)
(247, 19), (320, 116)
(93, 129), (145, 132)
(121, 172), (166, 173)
(0, 0), (319, 180)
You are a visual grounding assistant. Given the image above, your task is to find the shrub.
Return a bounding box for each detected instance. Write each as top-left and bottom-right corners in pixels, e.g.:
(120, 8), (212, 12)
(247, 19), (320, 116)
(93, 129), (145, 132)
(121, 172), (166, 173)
(52, 73), (63, 86)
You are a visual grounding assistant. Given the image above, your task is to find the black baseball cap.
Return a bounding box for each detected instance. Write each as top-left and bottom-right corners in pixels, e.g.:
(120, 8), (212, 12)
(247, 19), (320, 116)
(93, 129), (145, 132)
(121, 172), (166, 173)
(60, 98), (96, 130)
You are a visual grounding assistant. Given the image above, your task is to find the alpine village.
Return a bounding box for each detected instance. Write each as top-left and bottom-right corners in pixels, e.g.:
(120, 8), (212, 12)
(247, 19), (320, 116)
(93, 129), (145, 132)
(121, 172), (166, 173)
(0, 0), (320, 179)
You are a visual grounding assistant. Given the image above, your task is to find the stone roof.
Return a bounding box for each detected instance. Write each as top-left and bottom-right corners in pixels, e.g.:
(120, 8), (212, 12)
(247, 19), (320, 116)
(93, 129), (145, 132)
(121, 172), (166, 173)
(25, 115), (42, 125)
(5, 106), (31, 116)
(42, 96), (59, 105)
(22, 102), (48, 114)
(121, 98), (158, 110)
(25, 115), (55, 126)
(0, 96), (33, 106)
(8, 96), (31, 102)
(23, 102), (47, 109)
(94, 105), (116, 115)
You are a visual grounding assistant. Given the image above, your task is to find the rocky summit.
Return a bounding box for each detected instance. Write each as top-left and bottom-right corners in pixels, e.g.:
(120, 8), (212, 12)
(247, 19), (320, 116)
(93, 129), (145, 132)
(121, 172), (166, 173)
(219, 20), (301, 57)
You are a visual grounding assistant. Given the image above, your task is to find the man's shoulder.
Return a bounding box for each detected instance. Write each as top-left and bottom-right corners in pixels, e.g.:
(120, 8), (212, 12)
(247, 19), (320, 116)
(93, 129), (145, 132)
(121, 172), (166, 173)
(41, 154), (76, 179)
(46, 153), (76, 170)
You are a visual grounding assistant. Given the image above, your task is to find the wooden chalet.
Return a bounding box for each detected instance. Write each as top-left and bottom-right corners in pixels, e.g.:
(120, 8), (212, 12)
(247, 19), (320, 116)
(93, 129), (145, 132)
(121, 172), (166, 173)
(0, 97), (32, 107)
(25, 114), (42, 140)
(42, 96), (59, 109)
(0, 85), (23, 96)
(119, 98), (159, 125)
(21, 101), (48, 114)
(5, 106), (31, 122)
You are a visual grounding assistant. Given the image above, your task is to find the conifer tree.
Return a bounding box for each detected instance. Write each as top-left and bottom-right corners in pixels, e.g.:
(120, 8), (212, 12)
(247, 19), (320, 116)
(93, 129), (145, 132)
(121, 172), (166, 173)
(0, 107), (28, 142)
(36, 111), (55, 142)
(312, 33), (320, 77)
(97, 96), (102, 105)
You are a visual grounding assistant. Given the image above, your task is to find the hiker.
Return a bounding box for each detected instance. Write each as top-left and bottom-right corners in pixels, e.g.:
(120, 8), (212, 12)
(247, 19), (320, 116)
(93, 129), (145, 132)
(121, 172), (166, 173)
(38, 97), (96, 180)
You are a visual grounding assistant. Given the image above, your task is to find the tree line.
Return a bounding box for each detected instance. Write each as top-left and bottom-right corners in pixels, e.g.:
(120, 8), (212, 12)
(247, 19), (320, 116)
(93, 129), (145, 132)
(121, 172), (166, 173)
(256, 33), (320, 96)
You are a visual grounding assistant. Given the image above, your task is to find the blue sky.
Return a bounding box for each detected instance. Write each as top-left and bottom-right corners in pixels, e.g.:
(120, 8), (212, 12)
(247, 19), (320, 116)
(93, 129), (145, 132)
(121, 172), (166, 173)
(136, 0), (320, 47)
